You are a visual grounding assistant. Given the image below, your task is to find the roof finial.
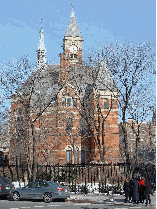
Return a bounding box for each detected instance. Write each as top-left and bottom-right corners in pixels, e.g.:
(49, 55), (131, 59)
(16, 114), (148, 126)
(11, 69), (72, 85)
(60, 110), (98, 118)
(71, 0), (75, 7)
(41, 18), (43, 28)
(71, 0), (75, 17)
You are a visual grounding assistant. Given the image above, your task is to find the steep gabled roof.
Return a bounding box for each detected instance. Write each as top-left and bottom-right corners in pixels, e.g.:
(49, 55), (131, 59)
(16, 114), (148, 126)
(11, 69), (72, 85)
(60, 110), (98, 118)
(14, 65), (61, 109)
(14, 62), (117, 110)
(96, 61), (118, 92)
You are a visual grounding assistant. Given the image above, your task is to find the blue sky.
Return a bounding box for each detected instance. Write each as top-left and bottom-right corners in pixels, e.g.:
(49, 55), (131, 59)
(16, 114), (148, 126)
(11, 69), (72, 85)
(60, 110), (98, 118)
(0, 0), (156, 65)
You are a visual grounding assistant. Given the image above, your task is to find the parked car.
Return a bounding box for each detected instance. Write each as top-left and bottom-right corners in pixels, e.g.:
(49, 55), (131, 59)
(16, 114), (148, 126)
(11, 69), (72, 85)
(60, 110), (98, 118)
(9, 180), (70, 203)
(0, 177), (13, 198)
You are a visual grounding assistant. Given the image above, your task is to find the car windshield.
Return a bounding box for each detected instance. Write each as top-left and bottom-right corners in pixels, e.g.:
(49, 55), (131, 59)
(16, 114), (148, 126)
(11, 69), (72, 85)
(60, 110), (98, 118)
(0, 177), (11, 184)
(49, 181), (60, 186)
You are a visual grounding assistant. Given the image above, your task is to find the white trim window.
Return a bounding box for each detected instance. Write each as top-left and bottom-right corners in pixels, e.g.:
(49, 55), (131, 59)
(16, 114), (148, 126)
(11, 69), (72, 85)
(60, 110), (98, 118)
(62, 97), (77, 107)
(67, 98), (71, 107)
(66, 150), (72, 164)
(62, 98), (66, 106)
(104, 99), (109, 109)
(73, 98), (77, 107)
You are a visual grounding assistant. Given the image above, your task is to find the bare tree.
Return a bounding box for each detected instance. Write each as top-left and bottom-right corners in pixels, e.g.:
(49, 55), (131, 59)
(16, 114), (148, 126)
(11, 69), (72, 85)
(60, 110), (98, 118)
(86, 40), (156, 164)
(63, 64), (119, 163)
(0, 55), (63, 181)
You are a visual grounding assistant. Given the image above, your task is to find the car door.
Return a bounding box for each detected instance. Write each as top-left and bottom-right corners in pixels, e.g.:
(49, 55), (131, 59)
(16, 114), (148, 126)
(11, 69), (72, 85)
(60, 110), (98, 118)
(34, 181), (50, 199)
(20, 182), (35, 199)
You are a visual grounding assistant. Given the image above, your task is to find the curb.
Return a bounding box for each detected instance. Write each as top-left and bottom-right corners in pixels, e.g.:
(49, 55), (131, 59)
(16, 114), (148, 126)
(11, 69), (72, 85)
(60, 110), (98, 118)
(66, 198), (156, 207)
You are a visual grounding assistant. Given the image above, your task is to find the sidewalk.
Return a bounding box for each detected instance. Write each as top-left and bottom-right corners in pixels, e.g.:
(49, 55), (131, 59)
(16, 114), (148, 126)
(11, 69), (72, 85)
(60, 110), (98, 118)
(68, 192), (156, 207)
(69, 193), (125, 203)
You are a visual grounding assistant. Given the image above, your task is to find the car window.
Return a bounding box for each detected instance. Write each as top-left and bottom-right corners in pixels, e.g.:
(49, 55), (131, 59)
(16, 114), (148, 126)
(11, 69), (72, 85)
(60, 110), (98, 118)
(25, 182), (35, 188)
(36, 182), (49, 188)
(36, 183), (41, 188)
(43, 182), (49, 187)
(1, 178), (11, 184)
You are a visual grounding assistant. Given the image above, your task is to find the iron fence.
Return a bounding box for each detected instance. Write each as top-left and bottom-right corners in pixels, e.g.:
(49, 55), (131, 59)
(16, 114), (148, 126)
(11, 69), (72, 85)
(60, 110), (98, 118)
(0, 162), (155, 193)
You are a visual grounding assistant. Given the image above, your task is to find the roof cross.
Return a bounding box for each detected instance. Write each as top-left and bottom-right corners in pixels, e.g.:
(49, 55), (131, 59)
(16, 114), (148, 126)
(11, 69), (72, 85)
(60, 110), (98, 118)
(71, 0), (75, 18)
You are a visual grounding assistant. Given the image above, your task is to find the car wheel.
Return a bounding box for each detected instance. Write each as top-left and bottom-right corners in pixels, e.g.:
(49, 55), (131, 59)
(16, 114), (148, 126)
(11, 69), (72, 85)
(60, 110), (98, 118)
(12, 192), (20, 201)
(44, 193), (51, 203)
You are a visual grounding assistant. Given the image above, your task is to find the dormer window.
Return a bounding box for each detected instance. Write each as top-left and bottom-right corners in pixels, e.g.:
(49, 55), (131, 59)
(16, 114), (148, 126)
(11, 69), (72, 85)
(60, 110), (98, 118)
(73, 98), (77, 107)
(67, 98), (71, 107)
(62, 98), (66, 107)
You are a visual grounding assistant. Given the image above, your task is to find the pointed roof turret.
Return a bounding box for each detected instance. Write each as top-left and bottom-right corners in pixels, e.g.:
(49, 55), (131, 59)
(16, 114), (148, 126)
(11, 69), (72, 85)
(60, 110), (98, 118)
(37, 20), (46, 51)
(65, 5), (82, 38)
(36, 19), (46, 68)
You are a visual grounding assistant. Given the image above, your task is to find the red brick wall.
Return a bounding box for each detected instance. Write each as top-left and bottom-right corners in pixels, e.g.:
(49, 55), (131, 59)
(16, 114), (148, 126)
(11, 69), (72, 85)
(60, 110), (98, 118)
(9, 79), (119, 166)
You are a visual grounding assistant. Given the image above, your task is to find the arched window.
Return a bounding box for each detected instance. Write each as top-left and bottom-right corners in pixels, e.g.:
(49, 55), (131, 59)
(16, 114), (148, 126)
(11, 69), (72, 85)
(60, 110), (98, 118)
(81, 150), (86, 164)
(66, 146), (72, 164)
(74, 146), (79, 164)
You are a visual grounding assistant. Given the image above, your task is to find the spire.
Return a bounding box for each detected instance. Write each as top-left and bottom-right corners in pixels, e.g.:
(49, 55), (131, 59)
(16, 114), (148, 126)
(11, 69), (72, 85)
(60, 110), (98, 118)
(36, 19), (46, 68)
(37, 19), (46, 51)
(65, 5), (82, 38)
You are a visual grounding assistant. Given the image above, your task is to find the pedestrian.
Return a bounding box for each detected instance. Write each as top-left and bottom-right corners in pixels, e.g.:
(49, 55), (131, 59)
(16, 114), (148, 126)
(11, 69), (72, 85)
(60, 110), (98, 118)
(144, 179), (151, 206)
(129, 177), (134, 202)
(123, 178), (130, 203)
(132, 177), (139, 204)
(139, 176), (145, 203)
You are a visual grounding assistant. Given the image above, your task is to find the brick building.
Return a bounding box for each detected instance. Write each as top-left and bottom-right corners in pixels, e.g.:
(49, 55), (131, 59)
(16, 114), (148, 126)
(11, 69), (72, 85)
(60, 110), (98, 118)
(119, 117), (156, 164)
(9, 7), (119, 166)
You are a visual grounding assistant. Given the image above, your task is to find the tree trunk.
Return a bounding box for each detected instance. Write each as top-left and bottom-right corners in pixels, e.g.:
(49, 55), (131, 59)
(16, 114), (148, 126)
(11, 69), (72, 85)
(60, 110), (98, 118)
(31, 122), (36, 181)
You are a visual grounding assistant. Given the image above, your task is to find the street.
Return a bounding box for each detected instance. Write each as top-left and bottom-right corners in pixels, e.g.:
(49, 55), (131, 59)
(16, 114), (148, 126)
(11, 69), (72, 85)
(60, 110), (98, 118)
(0, 200), (155, 209)
(0, 193), (155, 209)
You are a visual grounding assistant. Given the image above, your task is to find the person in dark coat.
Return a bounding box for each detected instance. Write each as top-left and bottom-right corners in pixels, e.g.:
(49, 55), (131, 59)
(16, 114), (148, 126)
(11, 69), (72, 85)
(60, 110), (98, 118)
(144, 179), (151, 206)
(132, 178), (139, 204)
(129, 178), (134, 202)
(123, 178), (130, 203)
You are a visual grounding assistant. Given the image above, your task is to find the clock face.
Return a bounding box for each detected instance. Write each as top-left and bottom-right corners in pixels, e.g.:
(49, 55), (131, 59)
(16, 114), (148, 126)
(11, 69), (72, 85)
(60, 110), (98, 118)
(70, 45), (77, 53)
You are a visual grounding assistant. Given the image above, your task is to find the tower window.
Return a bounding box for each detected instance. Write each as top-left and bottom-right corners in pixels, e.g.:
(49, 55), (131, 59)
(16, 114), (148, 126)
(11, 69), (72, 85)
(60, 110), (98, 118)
(74, 54), (77, 58)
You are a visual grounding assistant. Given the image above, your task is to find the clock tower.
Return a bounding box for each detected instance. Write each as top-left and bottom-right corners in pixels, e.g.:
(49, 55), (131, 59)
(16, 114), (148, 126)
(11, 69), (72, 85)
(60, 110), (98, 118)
(59, 6), (83, 68)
